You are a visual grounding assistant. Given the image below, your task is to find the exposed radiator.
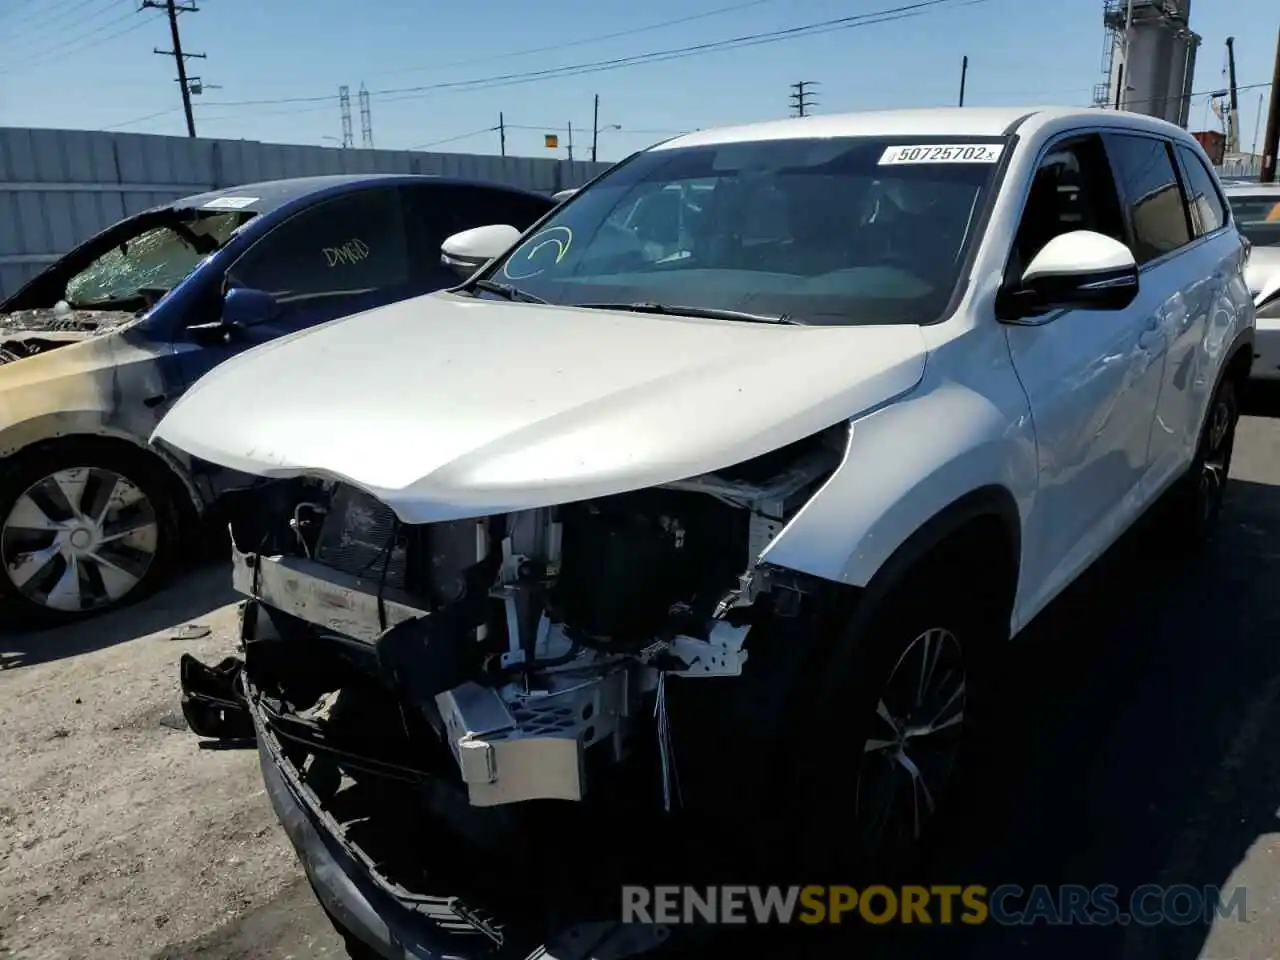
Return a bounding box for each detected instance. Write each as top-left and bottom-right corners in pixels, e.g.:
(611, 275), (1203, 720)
(313, 485), (409, 590)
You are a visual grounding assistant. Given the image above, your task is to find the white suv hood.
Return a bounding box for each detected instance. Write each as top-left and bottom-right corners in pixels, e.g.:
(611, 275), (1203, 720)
(153, 292), (928, 523)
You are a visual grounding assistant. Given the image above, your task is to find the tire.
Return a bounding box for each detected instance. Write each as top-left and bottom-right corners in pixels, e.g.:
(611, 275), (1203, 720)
(1161, 376), (1240, 547)
(0, 439), (184, 624)
(777, 569), (1002, 882)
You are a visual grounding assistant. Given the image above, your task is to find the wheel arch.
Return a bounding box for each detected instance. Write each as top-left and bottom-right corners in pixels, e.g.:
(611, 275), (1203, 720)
(0, 419), (206, 530)
(844, 484), (1021, 635)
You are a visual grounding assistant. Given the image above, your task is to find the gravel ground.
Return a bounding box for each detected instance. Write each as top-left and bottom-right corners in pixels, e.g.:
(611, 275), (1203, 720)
(0, 567), (330, 960)
(2, 400), (1280, 960)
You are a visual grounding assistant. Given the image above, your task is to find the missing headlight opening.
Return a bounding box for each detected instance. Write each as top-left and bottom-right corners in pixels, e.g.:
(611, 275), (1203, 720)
(216, 424), (847, 909)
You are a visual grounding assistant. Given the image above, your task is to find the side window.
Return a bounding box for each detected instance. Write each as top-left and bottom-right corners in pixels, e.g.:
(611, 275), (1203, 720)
(407, 185), (552, 261)
(1103, 133), (1192, 263)
(1010, 134), (1126, 278)
(226, 188), (410, 308)
(1175, 144), (1228, 236)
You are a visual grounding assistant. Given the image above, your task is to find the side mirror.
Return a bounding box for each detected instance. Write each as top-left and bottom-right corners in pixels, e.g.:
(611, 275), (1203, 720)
(187, 287), (280, 344)
(999, 230), (1139, 319)
(441, 224), (521, 279)
(222, 286), (280, 327)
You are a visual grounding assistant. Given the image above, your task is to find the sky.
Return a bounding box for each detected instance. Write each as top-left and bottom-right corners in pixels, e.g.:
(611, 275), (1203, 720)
(0, 0), (1275, 163)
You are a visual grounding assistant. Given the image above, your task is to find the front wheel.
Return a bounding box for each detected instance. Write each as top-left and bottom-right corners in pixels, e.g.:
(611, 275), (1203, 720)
(780, 576), (999, 881)
(0, 442), (183, 622)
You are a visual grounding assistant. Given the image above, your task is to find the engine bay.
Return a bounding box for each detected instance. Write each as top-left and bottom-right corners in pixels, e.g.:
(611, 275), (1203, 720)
(227, 423), (848, 818)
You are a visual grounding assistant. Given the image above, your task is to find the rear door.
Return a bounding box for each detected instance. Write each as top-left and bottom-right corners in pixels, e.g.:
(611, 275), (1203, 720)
(1098, 133), (1207, 498)
(1138, 142), (1239, 490)
(173, 184), (414, 386)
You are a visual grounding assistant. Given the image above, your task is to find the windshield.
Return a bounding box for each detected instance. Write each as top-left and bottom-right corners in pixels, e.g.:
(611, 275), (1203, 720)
(64, 209), (254, 309)
(1227, 193), (1280, 247)
(478, 135), (1007, 325)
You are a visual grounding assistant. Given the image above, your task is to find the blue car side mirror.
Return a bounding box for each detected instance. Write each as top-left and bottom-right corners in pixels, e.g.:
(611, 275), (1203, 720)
(222, 286), (280, 328)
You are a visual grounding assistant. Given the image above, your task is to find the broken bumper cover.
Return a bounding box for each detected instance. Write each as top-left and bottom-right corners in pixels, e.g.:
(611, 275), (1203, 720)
(228, 541), (745, 809)
(250, 693), (673, 960)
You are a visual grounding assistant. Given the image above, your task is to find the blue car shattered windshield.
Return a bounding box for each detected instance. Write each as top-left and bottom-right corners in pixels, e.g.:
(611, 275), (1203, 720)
(64, 209), (253, 309)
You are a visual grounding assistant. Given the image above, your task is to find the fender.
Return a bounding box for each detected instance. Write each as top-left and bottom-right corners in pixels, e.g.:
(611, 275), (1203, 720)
(760, 380), (1036, 594)
(0, 409), (206, 516)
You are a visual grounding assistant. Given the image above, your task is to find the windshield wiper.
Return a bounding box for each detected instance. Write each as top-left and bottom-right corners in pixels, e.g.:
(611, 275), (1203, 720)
(469, 279), (546, 304)
(572, 302), (802, 325)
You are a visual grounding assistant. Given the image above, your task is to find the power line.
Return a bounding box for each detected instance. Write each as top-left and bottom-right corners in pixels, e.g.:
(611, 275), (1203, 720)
(197, 0), (986, 110)
(2, 0), (118, 46)
(102, 107), (181, 131)
(1, 9), (161, 74)
(406, 127), (499, 150)
(376, 1), (984, 105)
(366, 0), (784, 79)
(1, 0), (106, 35)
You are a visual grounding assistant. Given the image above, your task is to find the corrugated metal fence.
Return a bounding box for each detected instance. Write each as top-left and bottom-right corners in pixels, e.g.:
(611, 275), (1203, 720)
(0, 126), (611, 298)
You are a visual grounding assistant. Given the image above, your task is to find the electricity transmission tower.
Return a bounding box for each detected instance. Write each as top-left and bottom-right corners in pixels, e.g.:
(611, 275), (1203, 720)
(789, 80), (819, 117)
(339, 86), (354, 148)
(142, 0), (205, 137)
(358, 84), (373, 148)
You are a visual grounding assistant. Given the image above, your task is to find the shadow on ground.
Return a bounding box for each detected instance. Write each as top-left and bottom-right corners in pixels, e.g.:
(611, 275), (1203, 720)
(670, 471), (1280, 960)
(0, 560), (236, 671)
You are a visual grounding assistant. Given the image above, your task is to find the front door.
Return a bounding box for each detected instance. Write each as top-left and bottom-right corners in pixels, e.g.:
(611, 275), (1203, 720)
(172, 185), (416, 387)
(1003, 132), (1170, 603)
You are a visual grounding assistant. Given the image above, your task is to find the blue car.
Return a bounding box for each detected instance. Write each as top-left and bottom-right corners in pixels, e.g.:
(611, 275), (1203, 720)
(0, 173), (555, 621)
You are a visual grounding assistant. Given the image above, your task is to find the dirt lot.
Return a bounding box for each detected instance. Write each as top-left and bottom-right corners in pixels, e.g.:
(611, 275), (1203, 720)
(0, 566), (340, 960)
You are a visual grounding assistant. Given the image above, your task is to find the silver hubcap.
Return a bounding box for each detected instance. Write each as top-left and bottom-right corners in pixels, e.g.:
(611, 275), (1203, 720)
(1, 467), (159, 612)
(856, 627), (966, 852)
(1199, 399), (1232, 521)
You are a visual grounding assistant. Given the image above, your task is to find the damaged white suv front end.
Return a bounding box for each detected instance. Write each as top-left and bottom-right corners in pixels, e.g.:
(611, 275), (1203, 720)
(225, 426), (844, 808)
(155, 113), (1127, 959)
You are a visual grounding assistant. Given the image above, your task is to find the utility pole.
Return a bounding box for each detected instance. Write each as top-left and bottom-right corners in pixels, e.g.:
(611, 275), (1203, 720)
(1115, 0), (1134, 110)
(143, 0), (204, 137)
(499, 112), (506, 156)
(789, 80), (818, 117)
(567, 121), (574, 161)
(591, 94), (599, 163)
(1253, 92), (1265, 157)
(358, 84), (373, 149)
(958, 55), (968, 107)
(339, 86), (354, 148)
(1262, 25), (1280, 183)
(1225, 36), (1240, 155)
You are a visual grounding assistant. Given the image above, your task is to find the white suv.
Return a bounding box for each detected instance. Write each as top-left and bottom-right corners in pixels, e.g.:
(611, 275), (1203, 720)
(157, 107), (1253, 957)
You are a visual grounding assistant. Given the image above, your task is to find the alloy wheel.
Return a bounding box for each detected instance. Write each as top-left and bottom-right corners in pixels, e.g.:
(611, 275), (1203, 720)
(1199, 396), (1233, 525)
(856, 627), (967, 857)
(1, 467), (160, 612)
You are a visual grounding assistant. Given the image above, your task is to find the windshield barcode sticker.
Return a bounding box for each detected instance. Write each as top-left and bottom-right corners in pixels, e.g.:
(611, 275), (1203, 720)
(878, 144), (1004, 165)
(203, 195), (259, 209)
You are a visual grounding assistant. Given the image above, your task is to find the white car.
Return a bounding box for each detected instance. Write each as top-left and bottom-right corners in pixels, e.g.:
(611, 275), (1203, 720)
(156, 107), (1253, 958)
(1224, 181), (1280, 380)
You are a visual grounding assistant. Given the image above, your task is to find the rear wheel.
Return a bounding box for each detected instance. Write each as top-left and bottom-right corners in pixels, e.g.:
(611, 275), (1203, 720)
(1161, 376), (1239, 547)
(0, 441), (183, 622)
